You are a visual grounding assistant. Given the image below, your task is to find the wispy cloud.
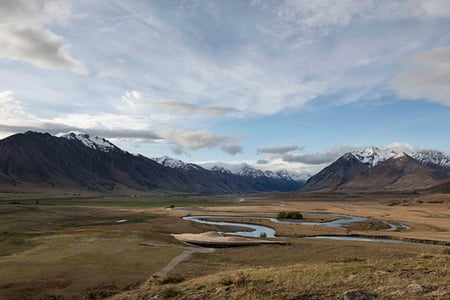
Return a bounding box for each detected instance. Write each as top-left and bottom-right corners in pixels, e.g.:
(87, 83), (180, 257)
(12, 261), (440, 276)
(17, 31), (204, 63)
(155, 126), (242, 155)
(282, 146), (359, 164)
(98, 67), (125, 79)
(257, 145), (303, 155)
(154, 100), (241, 116)
(390, 46), (450, 106)
(0, 123), (161, 142)
(221, 144), (243, 155)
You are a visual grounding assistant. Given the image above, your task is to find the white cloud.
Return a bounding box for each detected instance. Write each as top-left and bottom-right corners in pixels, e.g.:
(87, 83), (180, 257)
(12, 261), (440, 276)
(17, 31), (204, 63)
(0, 25), (87, 74)
(121, 90), (141, 105)
(0, 0), (87, 75)
(381, 142), (417, 153)
(0, 91), (38, 125)
(52, 112), (151, 131)
(154, 126), (242, 155)
(390, 46), (450, 106)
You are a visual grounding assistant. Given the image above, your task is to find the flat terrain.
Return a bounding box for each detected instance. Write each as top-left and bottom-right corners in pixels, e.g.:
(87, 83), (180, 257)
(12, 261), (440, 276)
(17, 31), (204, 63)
(0, 192), (449, 299)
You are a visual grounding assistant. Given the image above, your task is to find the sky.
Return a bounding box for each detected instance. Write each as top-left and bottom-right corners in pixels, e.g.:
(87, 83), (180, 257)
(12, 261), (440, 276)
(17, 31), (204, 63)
(0, 0), (449, 175)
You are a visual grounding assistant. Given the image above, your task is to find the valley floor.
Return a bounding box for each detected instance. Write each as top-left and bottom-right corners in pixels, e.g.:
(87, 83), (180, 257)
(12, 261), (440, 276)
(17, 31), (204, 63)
(0, 192), (449, 299)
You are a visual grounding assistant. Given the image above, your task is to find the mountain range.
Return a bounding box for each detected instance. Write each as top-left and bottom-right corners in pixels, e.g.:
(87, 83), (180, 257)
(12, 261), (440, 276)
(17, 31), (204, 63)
(0, 131), (303, 194)
(302, 147), (450, 192)
(1, 131), (450, 194)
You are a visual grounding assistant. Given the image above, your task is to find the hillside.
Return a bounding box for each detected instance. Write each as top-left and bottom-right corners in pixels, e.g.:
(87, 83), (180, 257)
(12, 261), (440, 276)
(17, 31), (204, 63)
(302, 148), (450, 192)
(340, 153), (448, 191)
(0, 132), (303, 194)
(301, 153), (369, 191)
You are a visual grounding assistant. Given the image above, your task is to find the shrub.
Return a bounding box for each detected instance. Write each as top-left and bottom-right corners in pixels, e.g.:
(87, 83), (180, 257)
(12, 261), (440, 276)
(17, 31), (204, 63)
(276, 211), (287, 219)
(276, 211), (303, 219)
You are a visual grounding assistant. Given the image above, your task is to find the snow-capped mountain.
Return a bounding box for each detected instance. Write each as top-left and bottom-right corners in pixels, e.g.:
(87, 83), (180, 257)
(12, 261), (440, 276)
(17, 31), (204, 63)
(60, 132), (119, 152)
(210, 166), (232, 174)
(0, 132), (304, 193)
(410, 149), (450, 170)
(203, 162), (307, 182)
(152, 156), (202, 170)
(349, 146), (450, 171)
(235, 164), (266, 178)
(351, 146), (398, 167)
(303, 146), (450, 192)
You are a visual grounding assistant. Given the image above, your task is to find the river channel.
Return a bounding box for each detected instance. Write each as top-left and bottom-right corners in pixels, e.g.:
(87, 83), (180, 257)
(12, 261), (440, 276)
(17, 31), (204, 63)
(181, 212), (448, 248)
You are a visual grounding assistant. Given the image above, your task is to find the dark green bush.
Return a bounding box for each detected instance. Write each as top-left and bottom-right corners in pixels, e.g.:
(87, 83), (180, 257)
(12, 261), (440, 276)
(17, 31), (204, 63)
(276, 211), (303, 220)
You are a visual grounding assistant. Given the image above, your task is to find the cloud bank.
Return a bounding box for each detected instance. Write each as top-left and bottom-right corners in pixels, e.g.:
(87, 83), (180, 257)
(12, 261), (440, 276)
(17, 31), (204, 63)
(0, 91), (242, 155)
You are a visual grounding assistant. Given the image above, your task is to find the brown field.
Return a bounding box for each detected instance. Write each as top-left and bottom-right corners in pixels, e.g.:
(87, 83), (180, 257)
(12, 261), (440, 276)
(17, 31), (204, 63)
(0, 192), (449, 299)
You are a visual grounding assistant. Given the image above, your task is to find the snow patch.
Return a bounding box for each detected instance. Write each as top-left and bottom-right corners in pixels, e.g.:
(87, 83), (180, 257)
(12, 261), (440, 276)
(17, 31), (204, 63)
(346, 146), (450, 170)
(352, 146), (398, 167)
(202, 162), (307, 181)
(59, 132), (118, 152)
(153, 156), (202, 170)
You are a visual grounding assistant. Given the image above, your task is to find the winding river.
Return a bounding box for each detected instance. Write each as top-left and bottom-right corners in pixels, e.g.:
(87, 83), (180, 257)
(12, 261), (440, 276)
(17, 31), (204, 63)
(181, 212), (448, 248)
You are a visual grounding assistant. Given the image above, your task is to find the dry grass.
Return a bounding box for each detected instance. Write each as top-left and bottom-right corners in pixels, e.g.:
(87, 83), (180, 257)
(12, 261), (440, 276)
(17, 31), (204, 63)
(1, 192), (449, 299)
(113, 254), (450, 299)
(0, 203), (199, 299)
(0, 232), (184, 299)
(170, 238), (448, 281)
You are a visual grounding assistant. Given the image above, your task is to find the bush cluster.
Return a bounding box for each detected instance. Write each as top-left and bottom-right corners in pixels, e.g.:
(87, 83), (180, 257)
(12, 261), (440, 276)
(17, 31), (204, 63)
(276, 211), (303, 220)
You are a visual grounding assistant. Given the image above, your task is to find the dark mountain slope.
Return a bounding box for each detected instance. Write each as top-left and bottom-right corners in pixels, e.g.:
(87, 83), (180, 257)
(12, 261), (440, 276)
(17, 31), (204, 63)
(0, 132), (302, 194)
(340, 153), (449, 191)
(302, 153), (369, 192)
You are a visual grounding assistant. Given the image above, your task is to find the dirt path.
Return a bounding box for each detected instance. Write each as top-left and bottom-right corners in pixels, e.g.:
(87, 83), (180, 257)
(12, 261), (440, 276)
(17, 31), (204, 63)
(153, 246), (214, 277)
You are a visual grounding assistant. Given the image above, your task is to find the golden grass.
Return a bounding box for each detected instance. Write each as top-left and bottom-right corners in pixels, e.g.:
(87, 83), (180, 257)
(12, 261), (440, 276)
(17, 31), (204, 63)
(112, 254), (450, 300)
(1, 192), (449, 299)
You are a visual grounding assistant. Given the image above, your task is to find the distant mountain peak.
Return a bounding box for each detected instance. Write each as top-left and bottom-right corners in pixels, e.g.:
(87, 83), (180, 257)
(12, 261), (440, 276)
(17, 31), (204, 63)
(203, 162), (306, 182)
(152, 156), (201, 170)
(59, 132), (119, 152)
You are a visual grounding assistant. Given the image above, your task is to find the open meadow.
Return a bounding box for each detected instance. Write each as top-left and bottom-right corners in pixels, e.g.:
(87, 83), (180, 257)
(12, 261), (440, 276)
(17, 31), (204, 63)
(0, 192), (449, 299)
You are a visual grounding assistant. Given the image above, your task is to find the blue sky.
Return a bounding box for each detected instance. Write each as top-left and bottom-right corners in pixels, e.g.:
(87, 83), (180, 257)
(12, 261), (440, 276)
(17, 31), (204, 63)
(0, 0), (449, 174)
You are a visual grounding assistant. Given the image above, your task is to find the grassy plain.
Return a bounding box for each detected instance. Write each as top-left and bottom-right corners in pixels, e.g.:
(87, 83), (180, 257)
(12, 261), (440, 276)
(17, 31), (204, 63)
(0, 192), (449, 299)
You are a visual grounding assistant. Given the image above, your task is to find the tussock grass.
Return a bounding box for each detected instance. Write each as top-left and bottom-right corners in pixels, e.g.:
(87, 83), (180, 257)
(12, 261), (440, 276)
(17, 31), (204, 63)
(113, 255), (450, 300)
